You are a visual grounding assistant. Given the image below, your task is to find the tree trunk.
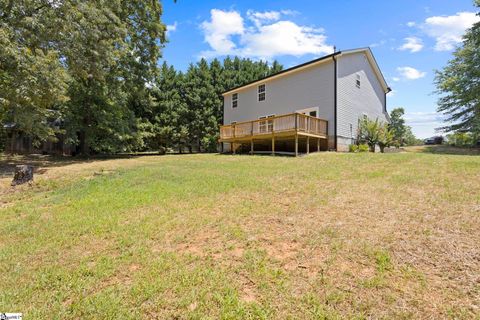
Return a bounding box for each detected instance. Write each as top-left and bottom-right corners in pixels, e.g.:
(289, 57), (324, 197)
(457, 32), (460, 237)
(78, 130), (89, 156)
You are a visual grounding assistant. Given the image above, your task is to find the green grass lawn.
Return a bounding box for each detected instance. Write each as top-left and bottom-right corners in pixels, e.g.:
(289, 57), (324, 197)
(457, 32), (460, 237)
(0, 150), (479, 319)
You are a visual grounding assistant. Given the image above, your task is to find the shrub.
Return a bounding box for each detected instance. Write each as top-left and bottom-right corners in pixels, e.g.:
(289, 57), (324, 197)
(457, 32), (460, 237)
(358, 117), (380, 152)
(358, 144), (369, 152)
(447, 132), (474, 147)
(378, 125), (394, 153)
(349, 144), (359, 152)
(358, 116), (394, 152)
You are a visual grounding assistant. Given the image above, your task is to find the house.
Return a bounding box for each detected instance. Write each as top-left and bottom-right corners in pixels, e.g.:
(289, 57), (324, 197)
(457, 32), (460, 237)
(219, 48), (391, 154)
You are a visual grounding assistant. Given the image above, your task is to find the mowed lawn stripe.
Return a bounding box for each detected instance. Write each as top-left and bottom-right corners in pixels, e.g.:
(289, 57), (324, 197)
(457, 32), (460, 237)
(0, 152), (479, 319)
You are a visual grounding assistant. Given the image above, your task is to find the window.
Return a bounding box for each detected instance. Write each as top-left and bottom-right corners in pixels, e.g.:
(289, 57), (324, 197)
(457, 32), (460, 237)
(258, 84), (266, 101)
(309, 111), (317, 117)
(356, 74), (361, 88)
(350, 123), (353, 138)
(259, 115), (274, 133)
(232, 93), (238, 108)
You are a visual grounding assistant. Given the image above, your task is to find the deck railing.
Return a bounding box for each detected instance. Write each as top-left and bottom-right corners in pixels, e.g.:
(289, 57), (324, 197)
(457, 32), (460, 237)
(220, 113), (328, 140)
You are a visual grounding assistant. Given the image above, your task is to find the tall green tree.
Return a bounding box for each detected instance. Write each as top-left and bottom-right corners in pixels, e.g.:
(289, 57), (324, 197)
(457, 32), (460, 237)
(388, 107), (420, 147)
(0, 0), (167, 154)
(435, 1), (480, 135)
(403, 127), (422, 146)
(150, 62), (189, 151)
(389, 107), (407, 147)
(183, 59), (219, 152)
(0, 0), (70, 144)
(61, 1), (165, 154)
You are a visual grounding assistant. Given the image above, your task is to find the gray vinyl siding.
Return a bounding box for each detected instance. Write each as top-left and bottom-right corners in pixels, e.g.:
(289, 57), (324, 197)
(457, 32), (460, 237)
(336, 53), (388, 146)
(224, 61), (335, 136)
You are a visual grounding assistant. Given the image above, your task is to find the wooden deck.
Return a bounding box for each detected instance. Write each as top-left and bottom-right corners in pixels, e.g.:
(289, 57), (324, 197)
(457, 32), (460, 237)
(219, 113), (328, 141)
(219, 113), (328, 156)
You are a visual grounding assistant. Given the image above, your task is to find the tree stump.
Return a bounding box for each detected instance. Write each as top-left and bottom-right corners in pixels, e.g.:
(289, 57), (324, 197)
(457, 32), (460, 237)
(11, 165), (34, 186)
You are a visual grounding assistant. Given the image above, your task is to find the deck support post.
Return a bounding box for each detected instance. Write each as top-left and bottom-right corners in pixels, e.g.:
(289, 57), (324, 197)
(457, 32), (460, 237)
(232, 142), (236, 155)
(317, 138), (320, 152)
(307, 136), (310, 154)
(295, 134), (298, 157)
(272, 136), (275, 156)
(251, 139), (254, 155)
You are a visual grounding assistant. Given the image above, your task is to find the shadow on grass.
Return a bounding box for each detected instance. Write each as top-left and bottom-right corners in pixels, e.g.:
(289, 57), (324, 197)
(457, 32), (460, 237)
(0, 152), (165, 178)
(406, 145), (480, 156)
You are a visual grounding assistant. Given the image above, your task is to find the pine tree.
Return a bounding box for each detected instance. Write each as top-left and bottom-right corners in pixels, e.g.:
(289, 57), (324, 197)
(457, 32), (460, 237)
(435, 2), (480, 135)
(183, 59), (219, 152)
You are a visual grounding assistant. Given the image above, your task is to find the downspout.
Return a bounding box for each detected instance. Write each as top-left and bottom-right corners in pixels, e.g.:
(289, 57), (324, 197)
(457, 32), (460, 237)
(384, 87), (391, 121)
(333, 54), (338, 151)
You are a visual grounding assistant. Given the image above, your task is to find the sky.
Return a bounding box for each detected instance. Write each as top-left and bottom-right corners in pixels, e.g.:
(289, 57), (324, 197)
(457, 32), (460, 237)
(160, 0), (480, 138)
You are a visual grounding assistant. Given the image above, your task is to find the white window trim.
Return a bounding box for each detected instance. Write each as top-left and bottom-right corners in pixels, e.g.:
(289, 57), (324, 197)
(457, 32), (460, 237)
(259, 114), (275, 133)
(295, 107), (319, 117)
(232, 93), (238, 108)
(258, 84), (266, 102)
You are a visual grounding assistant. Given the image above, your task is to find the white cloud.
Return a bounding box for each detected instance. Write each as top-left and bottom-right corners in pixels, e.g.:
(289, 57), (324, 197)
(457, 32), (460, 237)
(404, 112), (446, 138)
(422, 12), (480, 51)
(166, 22), (178, 36)
(392, 77), (400, 82)
(246, 10), (298, 27)
(398, 37), (423, 53)
(387, 89), (396, 97)
(406, 21), (416, 27)
(247, 10), (281, 27)
(404, 112), (444, 125)
(200, 9), (245, 55)
(240, 21), (332, 58)
(370, 39), (386, 48)
(396, 66), (426, 80)
(200, 9), (333, 59)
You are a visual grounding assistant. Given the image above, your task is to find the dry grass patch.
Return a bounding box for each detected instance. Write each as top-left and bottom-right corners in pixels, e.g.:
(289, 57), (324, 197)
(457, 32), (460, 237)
(0, 152), (479, 319)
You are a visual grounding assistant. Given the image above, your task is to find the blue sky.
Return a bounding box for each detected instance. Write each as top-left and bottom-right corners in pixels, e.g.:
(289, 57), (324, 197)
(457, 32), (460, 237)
(161, 0), (479, 138)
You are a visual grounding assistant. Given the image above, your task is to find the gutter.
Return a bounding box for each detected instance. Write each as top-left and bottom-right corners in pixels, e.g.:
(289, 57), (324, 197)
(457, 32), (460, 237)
(384, 87), (392, 122)
(333, 54), (338, 151)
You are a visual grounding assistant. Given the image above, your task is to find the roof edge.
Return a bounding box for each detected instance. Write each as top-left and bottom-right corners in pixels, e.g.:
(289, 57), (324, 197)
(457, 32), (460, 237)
(338, 47), (390, 93)
(221, 47), (391, 95)
(221, 51), (341, 95)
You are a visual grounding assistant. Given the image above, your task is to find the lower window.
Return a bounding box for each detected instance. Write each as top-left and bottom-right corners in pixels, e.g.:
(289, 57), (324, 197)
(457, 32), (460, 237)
(259, 115), (274, 133)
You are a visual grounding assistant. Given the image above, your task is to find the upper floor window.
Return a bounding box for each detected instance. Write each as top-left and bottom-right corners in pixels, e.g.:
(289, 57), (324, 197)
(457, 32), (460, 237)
(356, 74), (361, 88)
(258, 84), (266, 101)
(232, 93), (238, 108)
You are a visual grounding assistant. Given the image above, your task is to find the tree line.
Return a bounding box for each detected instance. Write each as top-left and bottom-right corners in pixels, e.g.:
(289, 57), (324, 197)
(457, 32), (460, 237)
(0, 0), (282, 154)
(435, 0), (480, 146)
(137, 58), (282, 153)
(2, 0), (478, 154)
